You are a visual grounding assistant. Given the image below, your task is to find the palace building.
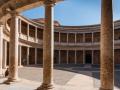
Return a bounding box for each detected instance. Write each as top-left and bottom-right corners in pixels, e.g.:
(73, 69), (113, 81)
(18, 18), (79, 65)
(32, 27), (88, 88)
(1, 16), (120, 67)
(0, 0), (116, 90)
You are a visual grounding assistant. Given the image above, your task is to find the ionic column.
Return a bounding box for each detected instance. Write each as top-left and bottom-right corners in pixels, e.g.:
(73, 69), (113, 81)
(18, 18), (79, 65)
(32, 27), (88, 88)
(0, 23), (3, 75)
(59, 32), (60, 44)
(75, 33), (77, 44)
(100, 0), (114, 90)
(19, 20), (21, 33)
(37, 0), (55, 89)
(67, 33), (69, 44)
(83, 33), (85, 43)
(35, 27), (38, 42)
(27, 24), (29, 40)
(92, 32), (94, 43)
(7, 11), (19, 82)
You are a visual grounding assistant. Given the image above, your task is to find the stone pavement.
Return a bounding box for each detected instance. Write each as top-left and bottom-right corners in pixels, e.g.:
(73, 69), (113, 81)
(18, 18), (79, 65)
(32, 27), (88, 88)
(0, 66), (120, 90)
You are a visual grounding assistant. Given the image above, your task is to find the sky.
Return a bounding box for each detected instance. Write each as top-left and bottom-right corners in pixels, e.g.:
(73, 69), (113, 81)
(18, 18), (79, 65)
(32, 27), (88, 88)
(21, 0), (120, 26)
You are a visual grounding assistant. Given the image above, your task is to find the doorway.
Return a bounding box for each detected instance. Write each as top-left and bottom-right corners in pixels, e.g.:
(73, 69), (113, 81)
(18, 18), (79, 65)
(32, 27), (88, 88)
(85, 50), (92, 64)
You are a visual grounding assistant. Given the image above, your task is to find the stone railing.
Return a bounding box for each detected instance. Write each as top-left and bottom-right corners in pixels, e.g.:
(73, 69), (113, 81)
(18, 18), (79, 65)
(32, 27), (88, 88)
(19, 33), (120, 46)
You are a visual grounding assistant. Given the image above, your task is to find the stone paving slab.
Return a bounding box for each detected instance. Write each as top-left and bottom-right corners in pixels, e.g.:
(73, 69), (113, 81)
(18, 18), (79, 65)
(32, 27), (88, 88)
(0, 66), (120, 90)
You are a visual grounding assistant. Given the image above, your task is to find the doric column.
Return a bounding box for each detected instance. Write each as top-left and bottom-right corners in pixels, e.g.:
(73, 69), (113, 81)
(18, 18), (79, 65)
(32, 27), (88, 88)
(67, 50), (69, 64)
(27, 47), (29, 65)
(37, 0), (55, 89)
(100, 0), (114, 90)
(75, 50), (77, 64)
(35, 27), (38, 42)
(35, 48), (37, 65)
(3, 40), (7, 69)
(92, 50), (94, 64)
(18, 45), (21, 66)
(83, 50), (85, 64)
(7, 11), (19, 82)
(59, 50), (61, 64)
(0, 23), (3, 75)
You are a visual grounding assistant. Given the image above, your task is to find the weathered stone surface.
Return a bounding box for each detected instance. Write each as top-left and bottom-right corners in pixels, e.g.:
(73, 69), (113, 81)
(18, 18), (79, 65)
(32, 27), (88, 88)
(100, 0), (114, 90)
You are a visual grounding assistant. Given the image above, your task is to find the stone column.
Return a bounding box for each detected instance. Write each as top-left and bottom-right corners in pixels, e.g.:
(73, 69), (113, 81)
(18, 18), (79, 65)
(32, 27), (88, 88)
(75, 50), (77, 64)
(37, 0), (55, 89)
(35, 27), (38, 42)
(83, 33), (85, 43)
(0, 23), (3, 75)
(67, 50), (69, 64)
(19, 20), (21, 34)
(83, 50), (85, 64)
(75, 33), (77, 44)
(18, 45), (21, 66)
(100, 0), (114, 90)
(59, 32), (60, 44)
(35, 48), (37, 65)
(27, 47), (29, 65)
(92, 50), (94, 64)
(67, 33), (69, 44)
(92, 32), (94, 43)
(3, 40), (7, 69)
(59, 50), (61, 64)
(27, 24), (29, 40)
(7, 11), (19, 82)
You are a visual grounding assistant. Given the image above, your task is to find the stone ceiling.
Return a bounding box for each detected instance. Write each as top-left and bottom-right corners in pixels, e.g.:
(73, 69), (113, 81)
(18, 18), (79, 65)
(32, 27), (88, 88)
(0, 0), (62, 20)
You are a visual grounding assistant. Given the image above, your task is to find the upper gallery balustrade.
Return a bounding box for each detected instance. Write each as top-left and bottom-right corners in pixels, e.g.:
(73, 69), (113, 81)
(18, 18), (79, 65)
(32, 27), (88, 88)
(5, 16), (120, 46)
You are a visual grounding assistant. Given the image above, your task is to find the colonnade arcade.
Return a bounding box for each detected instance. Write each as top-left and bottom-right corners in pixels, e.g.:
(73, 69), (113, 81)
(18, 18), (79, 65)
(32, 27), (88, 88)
(0, 0), (114, 90)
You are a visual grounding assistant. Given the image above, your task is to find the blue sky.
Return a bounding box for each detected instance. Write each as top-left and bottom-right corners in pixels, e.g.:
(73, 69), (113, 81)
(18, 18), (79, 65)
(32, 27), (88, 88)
(21, 0), (120, 26)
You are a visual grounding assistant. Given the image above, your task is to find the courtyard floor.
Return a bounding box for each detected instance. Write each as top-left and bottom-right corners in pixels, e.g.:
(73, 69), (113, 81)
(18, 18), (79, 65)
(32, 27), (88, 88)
(0, 65), (120, 90)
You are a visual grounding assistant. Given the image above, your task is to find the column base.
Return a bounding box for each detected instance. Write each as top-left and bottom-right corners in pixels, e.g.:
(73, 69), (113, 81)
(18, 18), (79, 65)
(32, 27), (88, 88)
(37, 83), (54, 90)
(99, 87), (113, 90)
(3, 78), (20, 84)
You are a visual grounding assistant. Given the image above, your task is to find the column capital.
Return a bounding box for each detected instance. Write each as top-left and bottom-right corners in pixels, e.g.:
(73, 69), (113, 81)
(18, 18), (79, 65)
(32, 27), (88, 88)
(44, 0), (55, 6)
(9, 10), (19, 17)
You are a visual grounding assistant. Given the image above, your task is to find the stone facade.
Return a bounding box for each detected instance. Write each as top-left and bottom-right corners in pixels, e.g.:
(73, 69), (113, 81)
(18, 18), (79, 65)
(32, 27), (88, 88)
(1, 15), (120, 67)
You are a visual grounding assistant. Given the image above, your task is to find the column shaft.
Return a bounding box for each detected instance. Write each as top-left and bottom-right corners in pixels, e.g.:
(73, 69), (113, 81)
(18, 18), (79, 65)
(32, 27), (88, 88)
(0, 24), (3, 75)
(59, 32), (60, 44)
(59, 50), (61, 64)
(100, 0), (114, 90)
(39, 1), (54, 89)
(67, 50), (68, 64)
(35, 27), (38, 42)
(83, 50), (85, 64)
(8, 12), (19, 81)
(35, 48), (37, 65)
(27, 47), (29, 65)
(92, 50), (94, 64)
(18, 45), (21, 66)
(3, 40), (7, 69)
(83, 33), (85, 43)
(75, 50), (77, 64)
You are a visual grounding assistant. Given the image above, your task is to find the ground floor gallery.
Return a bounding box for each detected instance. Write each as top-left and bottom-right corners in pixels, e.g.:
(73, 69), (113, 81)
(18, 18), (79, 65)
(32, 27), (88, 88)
(2, 41), (120, 68)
